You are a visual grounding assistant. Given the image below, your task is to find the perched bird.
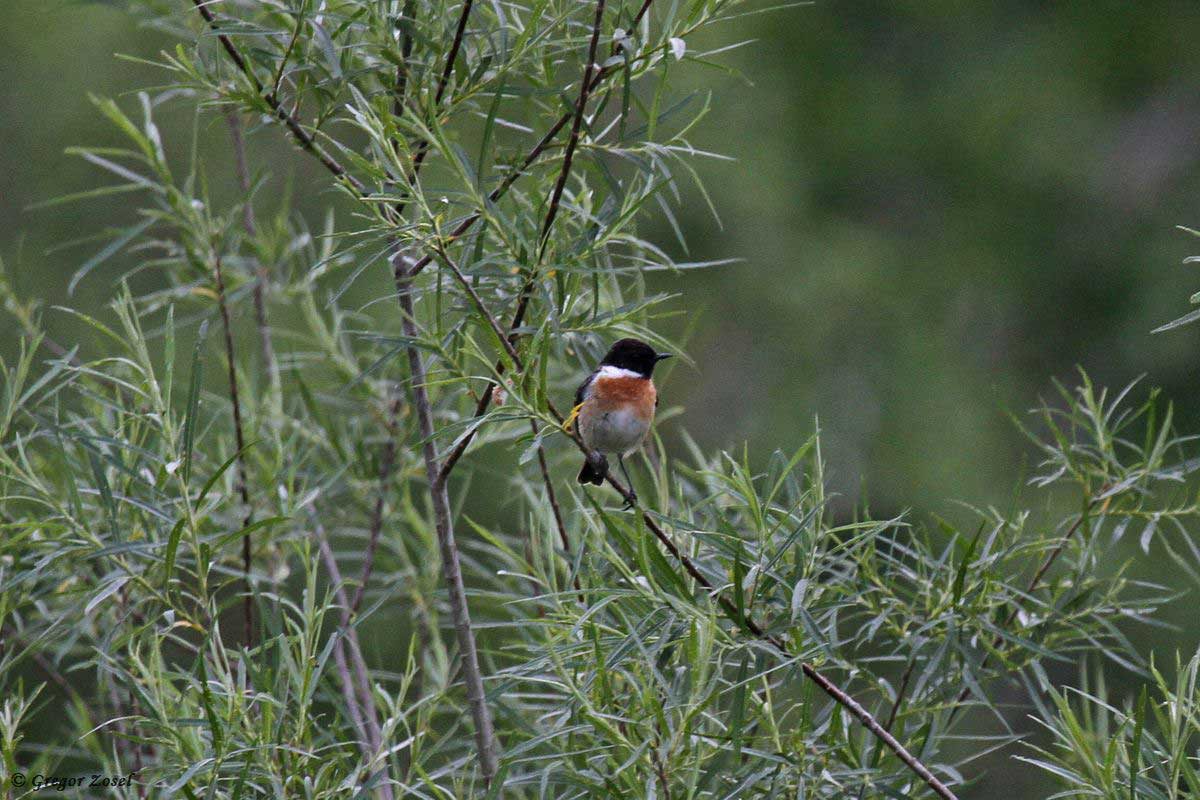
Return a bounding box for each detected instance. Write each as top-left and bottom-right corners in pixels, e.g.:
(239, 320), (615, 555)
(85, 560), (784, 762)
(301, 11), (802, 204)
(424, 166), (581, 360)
(572, 338), (671, 504)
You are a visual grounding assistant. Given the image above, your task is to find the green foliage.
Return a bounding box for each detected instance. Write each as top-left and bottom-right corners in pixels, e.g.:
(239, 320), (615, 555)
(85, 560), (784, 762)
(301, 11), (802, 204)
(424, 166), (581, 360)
(2, 1), (1200, 798)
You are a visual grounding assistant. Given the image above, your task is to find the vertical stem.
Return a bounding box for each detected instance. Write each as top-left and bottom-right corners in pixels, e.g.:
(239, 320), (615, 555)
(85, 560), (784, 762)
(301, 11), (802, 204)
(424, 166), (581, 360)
(212, 254), (254, 647)
(354, 390), (401, 615)
(395, 255), (499, 785)
(223, 110), (281, 415)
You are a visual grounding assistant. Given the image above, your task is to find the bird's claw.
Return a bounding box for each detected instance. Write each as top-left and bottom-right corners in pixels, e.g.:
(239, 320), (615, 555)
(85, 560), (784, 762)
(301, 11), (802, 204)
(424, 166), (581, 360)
(622, 492), (638, 510)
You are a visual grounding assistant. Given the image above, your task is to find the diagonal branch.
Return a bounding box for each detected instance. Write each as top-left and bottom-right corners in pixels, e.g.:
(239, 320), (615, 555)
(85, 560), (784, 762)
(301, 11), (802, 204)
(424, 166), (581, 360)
(592, 458), (958, 800)
(432, 0), (618, 483)
(436, 247), (576, 577)
(191, 0), (365, 194)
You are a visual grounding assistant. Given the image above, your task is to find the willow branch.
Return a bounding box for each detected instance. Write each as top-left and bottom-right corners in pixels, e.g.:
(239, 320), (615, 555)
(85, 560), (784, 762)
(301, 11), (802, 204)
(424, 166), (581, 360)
(437, 247), (576, 576)
(591, 464), (957, 799)
(538, 0), (606, 252)
(191, 0), (365, 194)
(432, 0), (617, 481)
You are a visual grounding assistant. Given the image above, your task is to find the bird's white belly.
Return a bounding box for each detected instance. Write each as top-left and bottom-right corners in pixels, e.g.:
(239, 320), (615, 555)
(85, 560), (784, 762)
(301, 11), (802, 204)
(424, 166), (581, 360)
(582, 407), (650, 455)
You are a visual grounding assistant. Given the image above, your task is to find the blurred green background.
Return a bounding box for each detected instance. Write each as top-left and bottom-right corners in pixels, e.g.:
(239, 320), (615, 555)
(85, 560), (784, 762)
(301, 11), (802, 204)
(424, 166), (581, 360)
(4, 2), (1200, 795)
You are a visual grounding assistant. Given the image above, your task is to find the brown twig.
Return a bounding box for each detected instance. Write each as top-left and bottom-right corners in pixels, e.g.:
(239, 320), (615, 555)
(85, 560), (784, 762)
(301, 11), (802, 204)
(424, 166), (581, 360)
(395, 256), (500, 784)
(590, 465), (957, 799)
(382, 20), (500, 785)
(431, 0), (616, 482)
(883, 657), (916, 733)
(531, 418), (574, 566)
(212, 254), (254, 647)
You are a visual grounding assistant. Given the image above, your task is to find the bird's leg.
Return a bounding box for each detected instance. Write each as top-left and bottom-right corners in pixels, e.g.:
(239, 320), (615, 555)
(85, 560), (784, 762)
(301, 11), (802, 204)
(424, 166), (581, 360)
(618, 454), (637, 509)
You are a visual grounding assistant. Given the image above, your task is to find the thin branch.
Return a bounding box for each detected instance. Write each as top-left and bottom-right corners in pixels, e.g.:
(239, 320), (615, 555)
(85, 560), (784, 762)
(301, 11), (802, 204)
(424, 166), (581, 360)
(531, 417), (574, 566)
(395, 254), (500, 784)
(223, 110), (281, 413)
(450, 0), (609, 451)
(884, 657), (916, 733)
(430, 0), (660, 483)
(538, 0), (607, 252)
(354, 390), (401, 615)
(212, 253), (254, 647)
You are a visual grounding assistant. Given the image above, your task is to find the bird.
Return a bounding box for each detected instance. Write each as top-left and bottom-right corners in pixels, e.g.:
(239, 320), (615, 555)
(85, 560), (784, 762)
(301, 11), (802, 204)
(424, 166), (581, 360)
(572, 338), (671, 505)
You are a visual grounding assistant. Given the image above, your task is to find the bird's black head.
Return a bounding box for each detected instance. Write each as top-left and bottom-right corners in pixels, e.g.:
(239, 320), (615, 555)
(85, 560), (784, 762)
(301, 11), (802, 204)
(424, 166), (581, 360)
(599, 338), (672, 377)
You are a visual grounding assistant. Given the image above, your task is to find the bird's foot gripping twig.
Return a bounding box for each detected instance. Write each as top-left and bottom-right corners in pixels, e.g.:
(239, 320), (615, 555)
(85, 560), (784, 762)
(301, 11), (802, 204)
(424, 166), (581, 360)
(618, 455), (637, 509)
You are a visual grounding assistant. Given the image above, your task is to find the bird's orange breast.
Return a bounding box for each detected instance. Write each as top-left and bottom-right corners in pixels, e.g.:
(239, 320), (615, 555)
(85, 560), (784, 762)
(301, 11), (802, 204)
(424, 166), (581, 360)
(588, 374), (656, 419)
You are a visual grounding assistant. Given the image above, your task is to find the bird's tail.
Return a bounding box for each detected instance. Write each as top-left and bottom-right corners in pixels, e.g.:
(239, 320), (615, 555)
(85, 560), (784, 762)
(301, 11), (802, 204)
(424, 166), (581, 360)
(577, 454), (608, 485)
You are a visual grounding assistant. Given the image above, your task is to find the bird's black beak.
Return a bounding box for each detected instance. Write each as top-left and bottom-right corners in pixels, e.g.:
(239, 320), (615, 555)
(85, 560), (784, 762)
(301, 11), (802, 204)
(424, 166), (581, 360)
(655, 353), (673, 362)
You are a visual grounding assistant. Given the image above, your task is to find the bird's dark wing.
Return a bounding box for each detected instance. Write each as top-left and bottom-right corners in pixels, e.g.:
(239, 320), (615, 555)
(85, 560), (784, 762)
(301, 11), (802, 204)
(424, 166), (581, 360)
(574, 369), (598, 408)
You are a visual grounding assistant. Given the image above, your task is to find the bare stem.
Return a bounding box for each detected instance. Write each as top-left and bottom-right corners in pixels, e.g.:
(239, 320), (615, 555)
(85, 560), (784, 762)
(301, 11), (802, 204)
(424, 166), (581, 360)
(212, 254), (254, 647)
(395, 254), (499, 785)
(435, 247), (577, 588)
(596, 467), (957, 800)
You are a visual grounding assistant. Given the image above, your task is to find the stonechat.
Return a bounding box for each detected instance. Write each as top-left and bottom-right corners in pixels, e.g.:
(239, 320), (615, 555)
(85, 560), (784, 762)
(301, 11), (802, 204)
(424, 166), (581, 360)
(572, 338), (671, 503)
